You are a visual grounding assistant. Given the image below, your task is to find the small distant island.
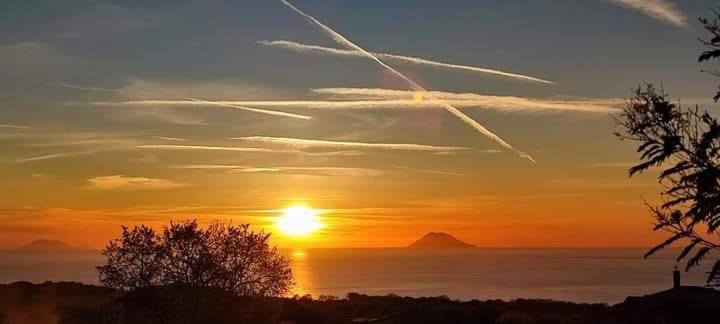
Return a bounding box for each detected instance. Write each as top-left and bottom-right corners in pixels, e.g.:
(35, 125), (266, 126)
(9, 239), (79, 253)
(408, 232), (476, 248)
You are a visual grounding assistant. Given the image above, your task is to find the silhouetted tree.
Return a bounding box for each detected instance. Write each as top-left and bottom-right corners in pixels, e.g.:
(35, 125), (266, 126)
(98, 225), (164, 289)
(97, 220), (292, 297)
(615, 85), (720, 286)
(699, 10), (720, 101)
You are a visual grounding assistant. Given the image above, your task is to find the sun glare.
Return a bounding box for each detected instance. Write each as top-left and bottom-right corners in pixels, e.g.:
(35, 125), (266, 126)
(277, 206), (323, 237)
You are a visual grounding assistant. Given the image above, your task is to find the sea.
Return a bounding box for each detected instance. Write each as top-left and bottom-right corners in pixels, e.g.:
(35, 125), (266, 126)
(0, 248), (713, 304)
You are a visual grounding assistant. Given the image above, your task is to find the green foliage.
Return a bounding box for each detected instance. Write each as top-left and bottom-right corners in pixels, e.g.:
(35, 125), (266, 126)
(97, 220), (292, 297)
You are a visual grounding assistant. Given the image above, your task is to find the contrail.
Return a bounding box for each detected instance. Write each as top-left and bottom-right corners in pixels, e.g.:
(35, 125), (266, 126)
(138, 143), (443, 155)
(86, 175), (187, 191)
(172, 164), (252, 170)
(85, 95), (621, 113)
(47, 82), (122, 92)
(184, 97), (313, 120)
(234, 136), (468, 152)
(14, 150), (99, 163)
(393, 166), (465, 177)
(312, 88), (622, 113)
(173, 164), (383, 176)
(278, 0), (535, 162)
(0, 124), (30, 129)
(136, 145), (278, 153)
(149, 136), (188, 142)
(258, 40), (555, 85)
(48, 82), (313, 120)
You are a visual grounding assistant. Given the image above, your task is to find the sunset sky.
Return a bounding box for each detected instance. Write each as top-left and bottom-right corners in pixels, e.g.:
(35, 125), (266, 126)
(1, 0), (719, 249)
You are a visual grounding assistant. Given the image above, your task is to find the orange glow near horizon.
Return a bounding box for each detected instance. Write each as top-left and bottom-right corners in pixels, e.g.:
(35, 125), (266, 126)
(0, 183), (673, 250)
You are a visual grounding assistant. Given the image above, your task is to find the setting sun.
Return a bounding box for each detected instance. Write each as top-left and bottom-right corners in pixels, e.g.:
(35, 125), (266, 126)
(276, 206), (323, 237)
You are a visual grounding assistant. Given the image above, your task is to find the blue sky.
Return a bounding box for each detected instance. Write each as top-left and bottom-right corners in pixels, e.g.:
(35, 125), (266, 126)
(2, 0), (718, 97)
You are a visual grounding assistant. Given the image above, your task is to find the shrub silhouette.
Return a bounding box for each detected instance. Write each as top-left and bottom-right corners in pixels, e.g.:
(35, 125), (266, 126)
(97, 220), (292, 297)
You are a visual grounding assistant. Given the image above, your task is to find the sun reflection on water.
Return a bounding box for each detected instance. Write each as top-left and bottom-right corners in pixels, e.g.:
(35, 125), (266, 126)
(288, 249), (315, 297)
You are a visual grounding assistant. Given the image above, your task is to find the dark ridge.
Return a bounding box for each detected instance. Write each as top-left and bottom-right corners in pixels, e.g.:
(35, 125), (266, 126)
(1, 282), (716, 324)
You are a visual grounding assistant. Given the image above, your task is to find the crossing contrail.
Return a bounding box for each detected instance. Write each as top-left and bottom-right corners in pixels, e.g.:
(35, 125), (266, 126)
(258, 40), (555, 85)
(235, 136), (469, 152)
(184, 98), (313, 120)
(278, 0), (535, 162)
(86, 94), (622, 113)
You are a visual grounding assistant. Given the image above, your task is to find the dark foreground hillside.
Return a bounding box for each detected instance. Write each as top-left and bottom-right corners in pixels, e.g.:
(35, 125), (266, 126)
(0, 282), (718, 324)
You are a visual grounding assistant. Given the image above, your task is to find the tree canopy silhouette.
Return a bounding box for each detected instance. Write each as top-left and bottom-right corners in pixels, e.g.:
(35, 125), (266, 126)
(699, 10), (720, 102)
(616, 85), (720, 286)
(97, 220), (292, 297)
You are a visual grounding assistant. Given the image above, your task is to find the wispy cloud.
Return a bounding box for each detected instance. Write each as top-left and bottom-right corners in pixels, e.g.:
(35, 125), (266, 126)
(173, 164), (492, 177)
(129, 153), (160, 164)
(51, 81), (312, 120)
(243, 167), (383, 176)
(184, 97), (313, 120)
(24, 138), (137, 147)
(608, 0), (687, 27)
(116, 79), (280, 100)
(114, 106), (209, 126)
(283, 0), (532, 161)
(234, 136), (468, 152)
(581, 162), (637, 168)
(86, 175), (187, 191)
(136, 145), (278, 153)
(85, 99), (417, 109)
(84, 0), (131, 15)
(258, 40), (555, 84)
(0, 124), (30, 129)
(14, 150), (99, 163)
(174, 164), (383, 176)
(149, 136), (188, 142)
(313, 88), (622, 113)
(60, 32), (81, 39)
(173, 164), (486, 178)
(86, 92), (621, 113)
(393, 166), (466, 177)
(137, 144), (366, 156)
(47, 82), (122, 92)
(173, 164), (248, 170)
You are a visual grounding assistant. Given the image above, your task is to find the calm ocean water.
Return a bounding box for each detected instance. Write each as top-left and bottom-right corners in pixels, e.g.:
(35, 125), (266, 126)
(0, 248), (713, 304)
